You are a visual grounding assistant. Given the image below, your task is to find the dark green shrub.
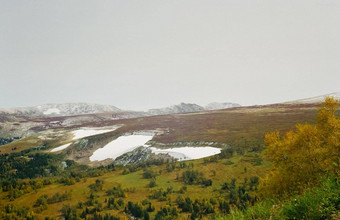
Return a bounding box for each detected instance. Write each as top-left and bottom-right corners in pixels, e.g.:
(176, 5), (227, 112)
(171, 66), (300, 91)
(283, 177), (340, 220)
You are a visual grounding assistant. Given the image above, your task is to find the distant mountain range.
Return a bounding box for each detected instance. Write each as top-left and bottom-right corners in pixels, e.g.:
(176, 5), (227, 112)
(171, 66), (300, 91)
(0, 91), (339, 119)
(0, 92), (338, 140)
(148, 103), (204, 115)
(0, 103), (121, 117)
(0, 101), (241, 139)
(148, 102), (241, 115)
(0, 102), (241, 118)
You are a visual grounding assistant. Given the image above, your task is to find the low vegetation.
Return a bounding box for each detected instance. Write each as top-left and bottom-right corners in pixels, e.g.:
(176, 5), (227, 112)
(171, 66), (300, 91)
(221, 97), (340, 219)
(0, 99), (339, 219)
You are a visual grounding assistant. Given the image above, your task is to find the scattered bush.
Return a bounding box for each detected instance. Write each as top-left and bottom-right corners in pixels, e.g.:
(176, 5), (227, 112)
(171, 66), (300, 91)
(89, 179), (104, 191)
(106, 185), (126, 198)
(148, 178), (157, 188)
(283, 177), (340, 220)
(155, 205), (178, 220)
(143, 168), (156, 179)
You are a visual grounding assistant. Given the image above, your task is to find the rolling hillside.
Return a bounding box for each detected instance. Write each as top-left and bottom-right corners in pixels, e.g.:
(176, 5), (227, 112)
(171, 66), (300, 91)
(0, 94), (338, 219)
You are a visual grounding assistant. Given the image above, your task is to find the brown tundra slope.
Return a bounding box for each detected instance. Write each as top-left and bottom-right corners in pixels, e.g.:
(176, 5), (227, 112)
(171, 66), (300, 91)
(0, 103), (324, 158)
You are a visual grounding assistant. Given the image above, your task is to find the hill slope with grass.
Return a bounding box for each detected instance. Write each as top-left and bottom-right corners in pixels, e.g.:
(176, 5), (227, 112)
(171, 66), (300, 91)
(0, 95), (339, 219)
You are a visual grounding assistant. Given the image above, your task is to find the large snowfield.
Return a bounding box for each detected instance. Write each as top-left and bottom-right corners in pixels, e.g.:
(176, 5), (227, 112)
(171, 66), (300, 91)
(71, 127), (118, 140)
(89, 134), (154, 161)
(50, 126), (120, 152)
(149, 146), (221, 161)
(89, 132), (221, 162)
(51, 128), (221, 162)
(50, 143), (72, 152)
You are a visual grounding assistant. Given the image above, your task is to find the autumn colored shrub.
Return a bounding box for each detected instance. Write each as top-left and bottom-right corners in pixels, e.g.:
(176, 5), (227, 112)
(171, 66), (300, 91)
(261, 97), (340, 197)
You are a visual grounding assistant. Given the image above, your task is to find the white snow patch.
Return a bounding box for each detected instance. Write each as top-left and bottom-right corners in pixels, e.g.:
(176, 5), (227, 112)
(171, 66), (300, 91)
(43, 108), (61, 115)
(149, 146), (221, 161)
(38, 135), (53, 140)
(50, 143), (72, 152)
(71, 126), (120, 140)
(89, 134), (154, 161)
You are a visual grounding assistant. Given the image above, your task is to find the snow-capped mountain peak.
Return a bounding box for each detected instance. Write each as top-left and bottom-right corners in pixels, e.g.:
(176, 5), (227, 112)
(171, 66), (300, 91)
(0, 103), (121, 117)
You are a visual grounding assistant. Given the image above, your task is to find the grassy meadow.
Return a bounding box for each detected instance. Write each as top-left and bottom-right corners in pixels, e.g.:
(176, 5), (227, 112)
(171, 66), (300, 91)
(0, 102), (339, 219)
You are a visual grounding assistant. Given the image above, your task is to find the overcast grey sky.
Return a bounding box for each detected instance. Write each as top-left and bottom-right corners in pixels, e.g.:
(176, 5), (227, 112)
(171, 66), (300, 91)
(1, 0), (339, 110)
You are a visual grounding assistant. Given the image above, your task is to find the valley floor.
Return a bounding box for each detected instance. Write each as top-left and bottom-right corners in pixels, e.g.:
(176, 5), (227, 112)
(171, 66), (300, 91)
(0, 151), (268, 219)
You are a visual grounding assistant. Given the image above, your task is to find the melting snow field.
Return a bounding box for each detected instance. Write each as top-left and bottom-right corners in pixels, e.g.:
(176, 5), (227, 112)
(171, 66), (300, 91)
(71, 127), (119, 140)
(50, 126), (120, 153)
(150, 146), (221, 161)
(89, 134), (154, 161)
(50, 143), (72, 152)
(43, 108), (61, 115)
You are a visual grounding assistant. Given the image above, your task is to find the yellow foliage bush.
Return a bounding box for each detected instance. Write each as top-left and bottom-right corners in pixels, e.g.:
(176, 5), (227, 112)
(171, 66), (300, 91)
(260, 97), (340, 197)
